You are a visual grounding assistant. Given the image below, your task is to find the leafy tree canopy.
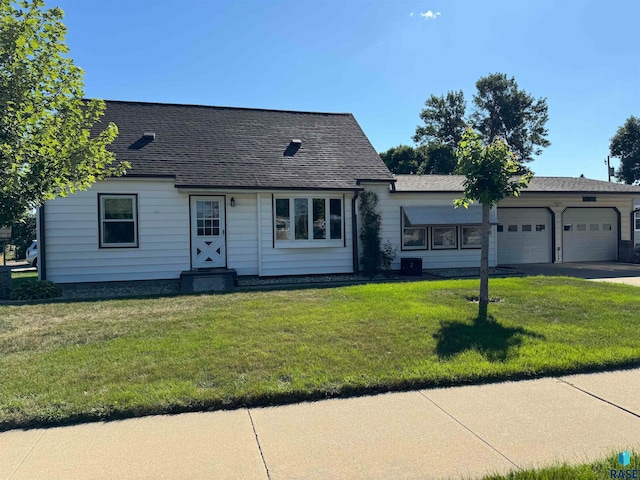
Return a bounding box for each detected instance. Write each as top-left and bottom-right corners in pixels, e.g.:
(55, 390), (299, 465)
(471, 73), (550, 163)
(0, 0), (127, 227)
(610, 116), (640, 185)
(379, 143), (457, 175)
(413, 90), (466, 149)
(455, 128), (531, 208)
(414, 73), (550, 173)
(379, 145), (425, 175)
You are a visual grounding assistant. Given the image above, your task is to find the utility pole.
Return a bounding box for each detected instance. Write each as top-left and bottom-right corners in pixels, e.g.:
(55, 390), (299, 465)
(606, 156), (614, 182)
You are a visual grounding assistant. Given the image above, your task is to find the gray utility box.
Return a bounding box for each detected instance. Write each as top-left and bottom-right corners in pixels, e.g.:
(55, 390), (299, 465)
(400, 257), (422, 276)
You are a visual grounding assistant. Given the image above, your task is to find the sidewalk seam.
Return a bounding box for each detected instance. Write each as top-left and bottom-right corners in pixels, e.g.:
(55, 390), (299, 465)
(7, 430), (46, 480)
(557, 379), (640, 419)
(417, 391), (522, 472)
(247, 409), (271, 480)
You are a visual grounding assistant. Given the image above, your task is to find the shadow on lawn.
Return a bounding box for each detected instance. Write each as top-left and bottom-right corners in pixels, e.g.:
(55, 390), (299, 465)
(434, 315), (544, 362)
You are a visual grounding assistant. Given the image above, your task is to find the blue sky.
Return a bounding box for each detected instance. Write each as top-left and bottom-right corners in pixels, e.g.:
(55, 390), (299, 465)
(54, 0), (638, 181)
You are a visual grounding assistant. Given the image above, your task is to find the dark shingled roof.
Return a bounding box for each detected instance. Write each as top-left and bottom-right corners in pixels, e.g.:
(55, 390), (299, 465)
(98, 100), (394, 190)
(394, 175), (640, 194)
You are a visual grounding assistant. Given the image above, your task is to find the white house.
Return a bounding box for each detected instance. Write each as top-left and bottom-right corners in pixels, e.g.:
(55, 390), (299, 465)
(37, 101), (640, 286)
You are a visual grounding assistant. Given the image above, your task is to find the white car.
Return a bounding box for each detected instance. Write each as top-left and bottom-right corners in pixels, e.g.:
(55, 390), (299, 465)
(26, 240), (38, 268)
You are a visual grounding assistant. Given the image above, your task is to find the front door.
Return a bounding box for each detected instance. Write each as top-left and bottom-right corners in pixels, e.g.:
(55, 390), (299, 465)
(190, 196), (226, 269)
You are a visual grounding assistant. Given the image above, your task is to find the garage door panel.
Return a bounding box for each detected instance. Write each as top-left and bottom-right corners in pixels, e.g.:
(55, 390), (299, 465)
(562, 208), (617, 262)
(498, 209), (552, 264)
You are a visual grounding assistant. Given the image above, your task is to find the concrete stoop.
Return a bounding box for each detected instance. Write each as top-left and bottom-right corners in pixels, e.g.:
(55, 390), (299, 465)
(179, 269), (238, 294)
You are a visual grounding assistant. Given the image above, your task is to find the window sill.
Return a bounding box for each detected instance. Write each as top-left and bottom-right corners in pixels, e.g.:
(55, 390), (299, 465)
(275, 240), (344, 249)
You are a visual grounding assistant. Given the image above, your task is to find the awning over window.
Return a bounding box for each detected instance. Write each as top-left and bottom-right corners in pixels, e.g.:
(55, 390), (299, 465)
(402, 205), (497, 226)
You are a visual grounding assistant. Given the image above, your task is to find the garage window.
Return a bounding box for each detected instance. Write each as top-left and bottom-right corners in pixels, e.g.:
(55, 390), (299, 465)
(577, 224), (586, 232)
(508, 225), (518, 232)
(536, 225), (545, 232)
(603, 224), (612, 231)
(590, 224), (599, 231)
(522, 225), (532, 232)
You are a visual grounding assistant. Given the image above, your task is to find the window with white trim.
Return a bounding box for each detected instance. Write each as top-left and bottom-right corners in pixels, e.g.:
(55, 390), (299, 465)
(401, 210), (427, 250)
(274, 196), (342, 245)
(635, 211), (640, 230)
(99, 194), (138, 247)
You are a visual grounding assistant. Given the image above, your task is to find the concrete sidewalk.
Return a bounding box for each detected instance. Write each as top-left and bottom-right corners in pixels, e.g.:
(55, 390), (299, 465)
(2, 369), (639, 480)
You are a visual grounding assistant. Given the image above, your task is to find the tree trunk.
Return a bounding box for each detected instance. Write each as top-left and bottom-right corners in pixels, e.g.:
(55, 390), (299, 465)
(478, 203), (490, 319)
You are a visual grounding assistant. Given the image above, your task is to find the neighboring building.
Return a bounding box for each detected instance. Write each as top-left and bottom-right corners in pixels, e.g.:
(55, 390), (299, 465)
(37, 101), (640, 285)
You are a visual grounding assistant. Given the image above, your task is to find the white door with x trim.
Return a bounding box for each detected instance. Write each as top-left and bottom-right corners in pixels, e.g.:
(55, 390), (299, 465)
(190, 196), (226, 269)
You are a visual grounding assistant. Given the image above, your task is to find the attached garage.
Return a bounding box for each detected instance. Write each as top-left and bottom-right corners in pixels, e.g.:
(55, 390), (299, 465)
(497, 208), (552, 264)
(562, 208), (618, 262)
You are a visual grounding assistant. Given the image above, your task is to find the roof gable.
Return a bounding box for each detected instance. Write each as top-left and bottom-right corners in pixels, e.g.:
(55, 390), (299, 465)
(98, 101), (394, 190)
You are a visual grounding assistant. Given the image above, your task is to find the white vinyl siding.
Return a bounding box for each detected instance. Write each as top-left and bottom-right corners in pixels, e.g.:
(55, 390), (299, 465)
(226, 194), (259, 276)
(43, 179), (190, 283)
(260, 192), (353, 276)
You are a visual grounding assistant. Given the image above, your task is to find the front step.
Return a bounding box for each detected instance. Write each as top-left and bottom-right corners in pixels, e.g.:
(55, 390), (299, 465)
(179, 269), (238, 294)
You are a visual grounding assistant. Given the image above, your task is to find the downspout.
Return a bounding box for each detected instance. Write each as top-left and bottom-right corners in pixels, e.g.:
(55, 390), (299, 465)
(257, 193), (262, 277)
(352, 190), (359, 274)
(37, 204), (46, 281)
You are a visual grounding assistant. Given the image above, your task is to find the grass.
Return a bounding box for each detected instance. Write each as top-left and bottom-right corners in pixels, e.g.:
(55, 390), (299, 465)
(11, 270), (37, 288)
(482, 451), (640, 479)
(1, 276), (640, 430)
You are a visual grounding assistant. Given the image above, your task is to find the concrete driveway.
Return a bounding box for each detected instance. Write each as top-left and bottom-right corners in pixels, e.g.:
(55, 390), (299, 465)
(503, 261), (640, 286)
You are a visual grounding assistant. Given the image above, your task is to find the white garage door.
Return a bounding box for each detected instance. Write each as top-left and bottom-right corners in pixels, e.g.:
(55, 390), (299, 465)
(497, 208), (552, 264)
(562, 208), (617, 262)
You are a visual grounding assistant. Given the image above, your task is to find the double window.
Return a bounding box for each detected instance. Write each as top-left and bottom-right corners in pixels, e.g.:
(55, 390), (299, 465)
(275, 196), (343, 244)
(98, 194), (138, 248)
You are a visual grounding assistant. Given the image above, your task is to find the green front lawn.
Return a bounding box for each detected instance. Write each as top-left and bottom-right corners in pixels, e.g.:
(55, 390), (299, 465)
(1, 277), (639, 430)
(11, 270), (37, 288)
(482, 451), (640, 479)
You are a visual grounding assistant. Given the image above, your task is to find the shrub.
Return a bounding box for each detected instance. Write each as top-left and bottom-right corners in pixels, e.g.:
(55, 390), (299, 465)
(359, 191), (382, 275)
(10, 280), (62, 300)
(359, 192), (397, 275)
(380, 240), (397, 271)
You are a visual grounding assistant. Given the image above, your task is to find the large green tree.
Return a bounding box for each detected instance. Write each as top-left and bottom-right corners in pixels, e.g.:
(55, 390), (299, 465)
(455, 128), (531, 319)
(610, 116), (640, 185)
(0, 0), (126, 228)
(471, 73), (550, 163)
(379, 143), (457, 175)
(379, 145), (426, 174)
(414, 73), (550, 172)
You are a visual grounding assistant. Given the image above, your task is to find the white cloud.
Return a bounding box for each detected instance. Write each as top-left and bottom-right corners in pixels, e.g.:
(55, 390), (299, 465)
(420, 10), (441, 20)
(409, 12), (414, 16)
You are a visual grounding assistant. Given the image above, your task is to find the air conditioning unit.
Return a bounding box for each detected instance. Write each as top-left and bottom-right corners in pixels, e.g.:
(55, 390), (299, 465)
(400, 257), (422, 276)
